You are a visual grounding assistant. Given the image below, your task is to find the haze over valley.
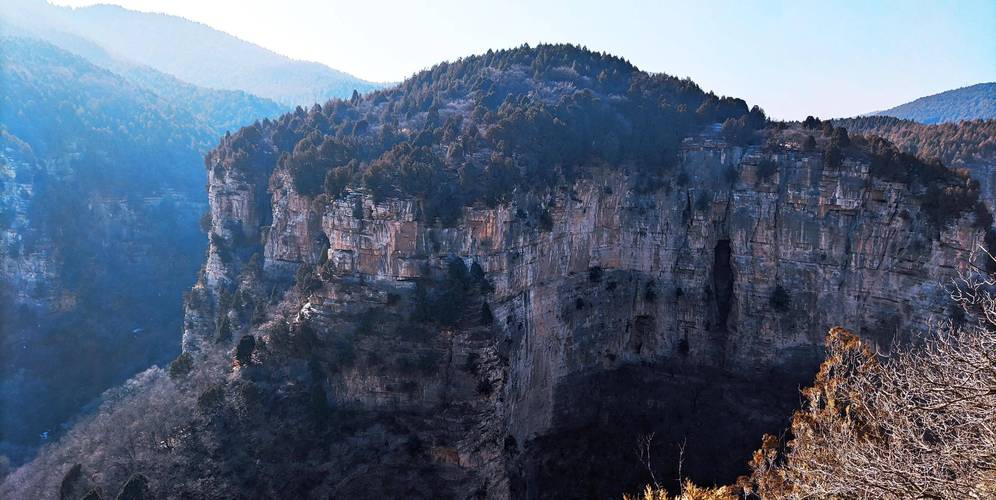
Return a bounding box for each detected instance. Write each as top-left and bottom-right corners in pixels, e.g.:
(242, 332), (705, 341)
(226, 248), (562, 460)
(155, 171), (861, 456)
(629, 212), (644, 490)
(0, 1), (994, 498)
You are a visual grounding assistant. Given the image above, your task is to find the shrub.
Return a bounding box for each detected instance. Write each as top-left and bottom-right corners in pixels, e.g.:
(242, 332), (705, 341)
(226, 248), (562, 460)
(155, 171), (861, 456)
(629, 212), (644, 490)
(822, 145), (842, 169)
(694, 190), (712, 211)
(756, 159), (777, 181)
(168, 352), (194, 379)
(480, 302), (494, 325)
(214, 316), (233, 343)
(742, 264), (996, 498)
(588, 266), (603, 282)
(295, 264), (322, 294)
(235, 335), (256, 366)
(198, 211), (212, 233)
(59, 463), (86, 500)
(972, 201), (993, 229)
(769, 285), (791, 312)
(114, 473), (149, 500)
(197, 384), (225, 414)
(802, 116), (821, 129)
(538, 208), (554, 232)
(830, 126), (850, 148)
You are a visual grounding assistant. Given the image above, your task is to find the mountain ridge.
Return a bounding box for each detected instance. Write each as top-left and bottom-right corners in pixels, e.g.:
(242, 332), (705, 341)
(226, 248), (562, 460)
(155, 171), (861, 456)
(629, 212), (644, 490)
(3, 44), (988, 499)
(870, 82), (996, 124)
(1, 0), (385, 106)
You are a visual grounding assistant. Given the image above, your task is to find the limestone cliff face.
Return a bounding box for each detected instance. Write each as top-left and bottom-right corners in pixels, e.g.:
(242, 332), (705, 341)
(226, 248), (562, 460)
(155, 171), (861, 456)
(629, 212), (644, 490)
(184, 132), (982, 497)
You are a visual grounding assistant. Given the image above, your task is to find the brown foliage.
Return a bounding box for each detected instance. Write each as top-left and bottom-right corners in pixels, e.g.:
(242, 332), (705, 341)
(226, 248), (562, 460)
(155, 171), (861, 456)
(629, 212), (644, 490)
(742, 277), (996, 498)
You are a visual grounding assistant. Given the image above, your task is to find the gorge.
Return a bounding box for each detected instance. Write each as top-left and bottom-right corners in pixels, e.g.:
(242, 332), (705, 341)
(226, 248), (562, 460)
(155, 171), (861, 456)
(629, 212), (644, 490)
(2, 44), (990, 499)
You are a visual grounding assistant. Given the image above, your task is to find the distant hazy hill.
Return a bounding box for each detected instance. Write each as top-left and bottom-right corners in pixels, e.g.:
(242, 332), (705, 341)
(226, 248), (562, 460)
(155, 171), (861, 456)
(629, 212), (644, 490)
(1, 0), (382, 106)
(0, 7), (286, 136)
(871, 83), (995, 124)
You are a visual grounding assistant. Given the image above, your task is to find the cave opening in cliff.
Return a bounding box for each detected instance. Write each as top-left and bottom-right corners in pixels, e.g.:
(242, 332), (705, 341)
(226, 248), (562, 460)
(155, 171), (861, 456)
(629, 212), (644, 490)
(713, 239), (734, 331)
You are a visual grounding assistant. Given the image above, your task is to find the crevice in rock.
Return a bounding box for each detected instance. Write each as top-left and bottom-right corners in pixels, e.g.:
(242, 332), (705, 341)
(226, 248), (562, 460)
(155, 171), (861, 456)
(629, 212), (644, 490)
(712, 239), (734, 332)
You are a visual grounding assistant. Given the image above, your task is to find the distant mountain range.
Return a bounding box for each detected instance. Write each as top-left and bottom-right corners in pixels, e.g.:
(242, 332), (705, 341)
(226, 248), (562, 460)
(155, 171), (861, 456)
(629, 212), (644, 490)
(870, 82), (995, 124)
(2, 0), (384, 107)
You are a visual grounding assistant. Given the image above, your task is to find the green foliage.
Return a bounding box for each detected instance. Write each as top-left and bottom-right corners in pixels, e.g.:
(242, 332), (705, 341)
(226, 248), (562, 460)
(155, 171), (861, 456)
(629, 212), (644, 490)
(538, 208), (554, 232)
(295, 264), (322, 294)
(114, 473), (149, 500)
(822, 145), (842, 169)
(830, 126), (850, 148)
(197, 384), (225, 414)
(861, 135), (982, 228)
(480, 302), (494, 325)
(412, 256), (484, 327)
(756, 159), (778, 181)
(198, 212), (212, 234)
(833, 116), (996, 167)
(214, 316), (233, 343)
(235, 335), (256, 366)
(168, 352), (194, 379)
(59, 463), (84, 500)
(215, 44), (761, 227)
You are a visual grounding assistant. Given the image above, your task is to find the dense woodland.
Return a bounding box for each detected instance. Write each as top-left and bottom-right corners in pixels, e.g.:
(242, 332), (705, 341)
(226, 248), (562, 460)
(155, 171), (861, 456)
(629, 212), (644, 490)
(211, 45), (981, 236)
(834, 115), (996, 167)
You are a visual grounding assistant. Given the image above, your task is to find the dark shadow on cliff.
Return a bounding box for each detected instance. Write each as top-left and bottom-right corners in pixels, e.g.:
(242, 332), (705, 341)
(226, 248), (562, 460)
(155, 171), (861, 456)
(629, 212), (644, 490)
(509, 362), (814, 499)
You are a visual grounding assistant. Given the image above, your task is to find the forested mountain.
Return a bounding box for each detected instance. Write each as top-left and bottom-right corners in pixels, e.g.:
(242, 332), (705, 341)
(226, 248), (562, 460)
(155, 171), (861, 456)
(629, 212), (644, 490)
(0, 34), (279, 467)
(0, 4), (286, 133)
(2, 0), (383, 106)
(871, 82), (995, 124)
(833, 115), (996, 167)
(4, 44), (987, 499)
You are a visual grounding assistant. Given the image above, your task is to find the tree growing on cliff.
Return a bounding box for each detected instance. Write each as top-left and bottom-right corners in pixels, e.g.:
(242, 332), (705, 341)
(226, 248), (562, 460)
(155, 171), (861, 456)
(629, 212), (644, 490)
(235, 335), (256, 366)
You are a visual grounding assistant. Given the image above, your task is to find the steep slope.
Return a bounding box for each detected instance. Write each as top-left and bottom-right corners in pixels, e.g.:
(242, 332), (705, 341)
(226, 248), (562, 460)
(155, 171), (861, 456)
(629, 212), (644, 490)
(871, 82), (996, 124)
(3, 45), (987, 499)
(2, 0), (382, 106)
(0, 36), (261, 464)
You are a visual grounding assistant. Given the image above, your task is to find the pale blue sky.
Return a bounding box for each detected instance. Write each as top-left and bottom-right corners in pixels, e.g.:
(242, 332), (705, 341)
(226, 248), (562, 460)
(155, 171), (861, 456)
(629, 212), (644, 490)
(53, 0), (996, 120)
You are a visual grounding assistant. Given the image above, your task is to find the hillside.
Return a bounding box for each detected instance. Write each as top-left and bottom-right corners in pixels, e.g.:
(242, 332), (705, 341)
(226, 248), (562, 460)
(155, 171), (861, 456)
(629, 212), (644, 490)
(832, 115), (996, 228)
(871, 82), (996, 124)
(2, 0), (383, 106)
(0, 36), (263, 465)
(2, 44), (987, 499)
(833, 115), (996, 167)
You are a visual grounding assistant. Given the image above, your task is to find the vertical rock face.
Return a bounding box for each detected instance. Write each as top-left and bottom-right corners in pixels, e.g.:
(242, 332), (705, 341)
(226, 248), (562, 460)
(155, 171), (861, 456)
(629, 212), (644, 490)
(183, 132), (980, 498)
(5, 46), (987, 499)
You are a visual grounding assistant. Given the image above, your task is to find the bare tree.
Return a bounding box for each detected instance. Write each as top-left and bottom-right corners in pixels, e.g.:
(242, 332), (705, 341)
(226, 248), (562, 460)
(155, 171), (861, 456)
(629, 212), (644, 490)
(636, 433), (661, 490)
(745, 251), (996, 499)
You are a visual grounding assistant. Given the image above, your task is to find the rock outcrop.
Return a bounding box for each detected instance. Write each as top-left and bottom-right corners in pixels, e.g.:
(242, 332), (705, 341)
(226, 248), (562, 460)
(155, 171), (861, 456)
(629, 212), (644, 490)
(5, 45), (987, 499)
(179, 131), (980, 498)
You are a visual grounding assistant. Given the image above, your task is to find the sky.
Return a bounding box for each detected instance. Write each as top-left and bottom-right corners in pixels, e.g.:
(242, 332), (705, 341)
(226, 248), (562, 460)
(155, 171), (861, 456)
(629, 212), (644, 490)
(51, 0), (996, 120)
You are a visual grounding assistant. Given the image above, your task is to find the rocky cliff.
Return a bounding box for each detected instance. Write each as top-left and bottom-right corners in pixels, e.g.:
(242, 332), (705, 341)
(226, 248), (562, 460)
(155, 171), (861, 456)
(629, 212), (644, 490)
(3, 45), (987, 499)
(177, 130), (981, 498)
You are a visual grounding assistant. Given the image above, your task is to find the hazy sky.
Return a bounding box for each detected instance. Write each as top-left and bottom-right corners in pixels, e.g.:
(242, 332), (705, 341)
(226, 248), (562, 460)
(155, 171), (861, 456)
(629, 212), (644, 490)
(52, 0), (996, 120)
